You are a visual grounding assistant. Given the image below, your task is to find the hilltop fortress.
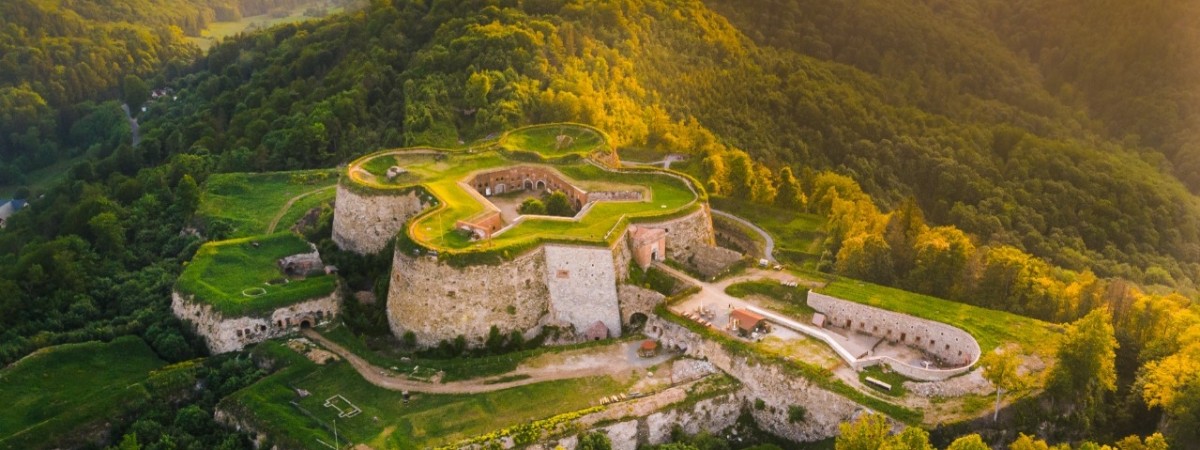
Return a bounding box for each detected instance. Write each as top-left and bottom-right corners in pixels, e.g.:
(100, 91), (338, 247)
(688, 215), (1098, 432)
(332, 124), (738, 347)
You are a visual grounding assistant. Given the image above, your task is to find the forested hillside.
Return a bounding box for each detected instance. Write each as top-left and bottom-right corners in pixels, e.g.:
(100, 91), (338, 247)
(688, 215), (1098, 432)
(2, 0), (1200, 447)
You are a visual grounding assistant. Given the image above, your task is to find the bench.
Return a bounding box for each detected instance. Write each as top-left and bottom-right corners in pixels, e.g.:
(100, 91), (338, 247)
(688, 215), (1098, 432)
(865, 376), (892, 391)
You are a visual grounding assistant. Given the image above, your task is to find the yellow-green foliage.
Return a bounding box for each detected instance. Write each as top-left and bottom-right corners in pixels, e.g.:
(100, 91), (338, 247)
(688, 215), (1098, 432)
(175, 232), (336, 315)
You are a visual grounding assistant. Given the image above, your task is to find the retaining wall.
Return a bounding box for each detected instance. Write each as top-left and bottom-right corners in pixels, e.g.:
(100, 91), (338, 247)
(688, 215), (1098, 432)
(332, 184), (429, 255)
(636, 207), (715, 262)
(808, 292), (979, 379)
(172, 289), (341, 354)
(544, 244), (622, 338)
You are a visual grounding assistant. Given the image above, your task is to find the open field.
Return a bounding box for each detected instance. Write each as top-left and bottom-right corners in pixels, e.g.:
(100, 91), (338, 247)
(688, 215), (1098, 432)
(500, 123), (606, 158)
(345, 125), (701, 257)
(0, 337), (168, 448)
(187, 1), (345, 51)
(198, 169), (338, 238)
(817, 279), (1063, 356)
(710, 197), (825, 268)
(225, 342), (628, 449)
(175, 232), (336, 315)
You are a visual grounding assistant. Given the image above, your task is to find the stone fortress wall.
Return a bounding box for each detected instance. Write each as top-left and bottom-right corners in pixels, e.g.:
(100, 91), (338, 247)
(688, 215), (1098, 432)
(171, 289), (341, 354)
(331, 184), (429, 255)
(808, 292), (980, 379)
(385, 207), (719, 348)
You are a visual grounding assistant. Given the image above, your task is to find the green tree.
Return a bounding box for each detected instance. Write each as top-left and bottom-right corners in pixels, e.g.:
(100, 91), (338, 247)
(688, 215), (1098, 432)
(726, 151), (755, 200)
(751, 164), (777, 205)
(774, 166), (805, 209)
(835, 233), (895, 284)
(174, 174), (200, 218)
(884, 197), (926, 279)
(518, 198), (546, 215)
(577, 432), (612, 450)
(908, 226), (974, 298)
(544, 191), (574, 217)
(117, 432), (140, 450)
(702, 154), (729, 196)
(835, 413), (889, 450)
(981, 344), (1026, 422)
(1049, 308), (1118, 430)
(123, 75), (150, 115)
(945, 434), (988, 450)
(88, 212), (126, 254)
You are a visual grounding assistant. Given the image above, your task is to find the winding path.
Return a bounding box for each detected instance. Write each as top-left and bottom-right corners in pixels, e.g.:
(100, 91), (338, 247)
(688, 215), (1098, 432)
(266, 185), (336, 234)
(301, 329), (669, 394)
(711, 209), (776, 263)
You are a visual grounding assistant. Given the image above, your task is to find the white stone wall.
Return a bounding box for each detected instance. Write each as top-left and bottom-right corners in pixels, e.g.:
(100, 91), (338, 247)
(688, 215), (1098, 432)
(544, 244), (622, 338)
(332, 184), (428, 255)
(646, 316), (865, 442)
(387, 249), (552, 347)
(172, 289), (341, 354)
(808, 292), (981, 369)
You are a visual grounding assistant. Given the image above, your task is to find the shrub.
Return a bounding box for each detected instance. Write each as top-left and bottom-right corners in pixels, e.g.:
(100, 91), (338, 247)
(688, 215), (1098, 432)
(787, 405), (806, 423)
(519, 198), (546, 215)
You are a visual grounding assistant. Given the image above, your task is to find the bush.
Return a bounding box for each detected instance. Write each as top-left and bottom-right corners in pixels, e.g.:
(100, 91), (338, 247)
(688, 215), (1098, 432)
(518, 198), (546, 215)
(787, 405), (806, 423)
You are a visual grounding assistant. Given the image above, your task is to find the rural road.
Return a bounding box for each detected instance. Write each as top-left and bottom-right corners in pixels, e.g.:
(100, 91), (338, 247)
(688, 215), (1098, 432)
(711, 209), (776, 263)
(266, 185), (336, 234)
(121, 103), (140, 147)
(301, 329), (669, 394)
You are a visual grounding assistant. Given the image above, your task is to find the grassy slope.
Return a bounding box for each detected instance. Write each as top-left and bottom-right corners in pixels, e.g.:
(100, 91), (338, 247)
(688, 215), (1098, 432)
(0, 337), (167, 448)
(499, 124), (605, 158)
(818, 279), (1062, 356)
(709, 197), (825, 268)
(226, 342), (626, 449)
(176, 232), (336, 315)
(198, 169), (338, 238)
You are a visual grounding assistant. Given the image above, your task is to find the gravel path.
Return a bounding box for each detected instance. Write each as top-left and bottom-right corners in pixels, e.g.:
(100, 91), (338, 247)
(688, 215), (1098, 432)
(711, 209), (775, 263)
(302, 329), (669, 394)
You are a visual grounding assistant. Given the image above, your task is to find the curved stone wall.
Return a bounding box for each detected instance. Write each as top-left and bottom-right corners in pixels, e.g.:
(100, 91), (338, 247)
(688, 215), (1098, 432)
(387, 249), (552, 347)
(172, 289), (341, 354)
(332, 184), (429, 255)
(807, 292), (980, 378)
(635, 207), (715, 262)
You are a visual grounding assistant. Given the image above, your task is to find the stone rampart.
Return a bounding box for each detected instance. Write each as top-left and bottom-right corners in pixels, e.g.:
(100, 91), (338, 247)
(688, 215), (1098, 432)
(635, 207), (715, 262)
(172, 289), (341, 354)
(645, 316), (864, 442)
(544, 244), (622, 338)
(387, 249), (552, 347)
(808, 292), (980, 377)
(617, 284), (665, 326)
(332, 184), (428, 255)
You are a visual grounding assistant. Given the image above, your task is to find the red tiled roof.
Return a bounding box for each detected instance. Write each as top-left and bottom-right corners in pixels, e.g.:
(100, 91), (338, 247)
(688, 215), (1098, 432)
(730, 309), (766, 332)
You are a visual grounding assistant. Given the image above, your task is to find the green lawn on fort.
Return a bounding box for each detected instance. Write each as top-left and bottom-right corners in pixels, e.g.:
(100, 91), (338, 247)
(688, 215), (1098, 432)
(224, 342), (627, 449)
(0, 337), (171, 449)
(499, 123), (606, 158)
(176, 232), (336, 316)
(198, 169), (338, 238)
(345, 124), (702, 257)
(817, 279), (1063, 356)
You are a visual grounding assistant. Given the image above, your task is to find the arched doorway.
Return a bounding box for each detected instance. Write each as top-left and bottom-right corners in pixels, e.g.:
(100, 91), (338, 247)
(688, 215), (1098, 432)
(629, 312), (649, 330)
(524, 180), (534, 190)
(536, 180), (546, 191)
(300, 320), (312, 328)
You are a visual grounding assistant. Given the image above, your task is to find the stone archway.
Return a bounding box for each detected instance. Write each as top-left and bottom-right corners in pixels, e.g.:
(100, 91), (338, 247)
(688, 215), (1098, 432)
(536, 180), (546, 191)
(524, 180), (534, 190)
(300, 319), (312, 328)
(495, 183), (507, 194)
(629, 312), (649, 330)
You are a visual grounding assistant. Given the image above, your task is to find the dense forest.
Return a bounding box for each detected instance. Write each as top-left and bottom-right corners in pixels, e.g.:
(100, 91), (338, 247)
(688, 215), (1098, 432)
(2, 0), (1200, 448)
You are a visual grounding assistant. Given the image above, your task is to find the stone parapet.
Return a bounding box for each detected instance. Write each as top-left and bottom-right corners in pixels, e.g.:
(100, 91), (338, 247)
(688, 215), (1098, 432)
(172, 289), (341, 354)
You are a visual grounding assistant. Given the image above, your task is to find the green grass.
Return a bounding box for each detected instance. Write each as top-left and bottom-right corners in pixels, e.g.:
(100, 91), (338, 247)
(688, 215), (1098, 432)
(857, 365), (910, 397)
(343, 126), (701, 259)
(320, 325), (630, 382)
(198, 169), (338, 238)
(817, 279), (1063, 357)
(0, 337), (168, 448)
(224, 342), (628, 449)
(187, 1), (344, 51)
(500, 123), (606, 158)
(710, 197), (826, 268)
(176, 232), (336, 315)
(726, 280), (815, 319)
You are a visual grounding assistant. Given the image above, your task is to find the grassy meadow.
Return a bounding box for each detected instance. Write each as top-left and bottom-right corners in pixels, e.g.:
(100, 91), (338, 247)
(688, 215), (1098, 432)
(175, 232), (336, 315)
(817, 279), (1063, 356)
(198, 169), (338, 238)
(500, 124), (606, 158)
(709, 197), (826, 268)
(225, 342), (627, 449)
(0, 337), (168, 448)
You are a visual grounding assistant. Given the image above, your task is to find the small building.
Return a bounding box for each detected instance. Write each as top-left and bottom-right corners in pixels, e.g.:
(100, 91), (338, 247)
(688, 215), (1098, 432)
(638, 339), (660, 358)
(629, 226), (667, 269)
(730, 308), (767, 337)
(0, 198), (27, 228)
(386, 166), (407, 180)
(278, 251), (325, 277)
